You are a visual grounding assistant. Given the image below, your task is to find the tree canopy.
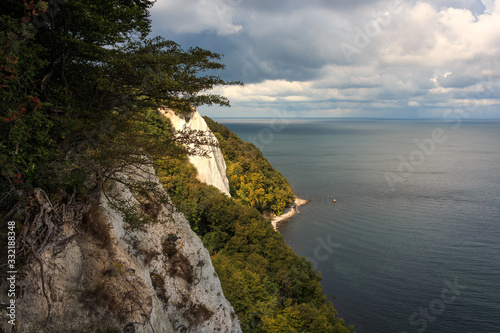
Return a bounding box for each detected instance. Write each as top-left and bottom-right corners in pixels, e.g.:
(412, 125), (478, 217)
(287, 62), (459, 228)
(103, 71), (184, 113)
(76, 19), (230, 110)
(156, 118), (355, 332)
(204, 117), (295, 216)
(1, 0), (238, 205)
(1, 2), (354, 332)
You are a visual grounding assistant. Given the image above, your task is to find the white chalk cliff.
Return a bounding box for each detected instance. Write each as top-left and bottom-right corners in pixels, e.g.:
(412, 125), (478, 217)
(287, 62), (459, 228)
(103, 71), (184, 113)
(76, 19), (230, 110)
(160, 108), (231, 197)
(1, 165), (241, 333)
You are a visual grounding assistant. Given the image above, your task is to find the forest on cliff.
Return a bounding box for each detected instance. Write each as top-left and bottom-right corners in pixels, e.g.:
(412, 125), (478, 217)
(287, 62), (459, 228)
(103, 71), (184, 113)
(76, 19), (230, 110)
(1, 1), (353, 332)
(157, 116), (354, 332)
(204, 117), (295, 217)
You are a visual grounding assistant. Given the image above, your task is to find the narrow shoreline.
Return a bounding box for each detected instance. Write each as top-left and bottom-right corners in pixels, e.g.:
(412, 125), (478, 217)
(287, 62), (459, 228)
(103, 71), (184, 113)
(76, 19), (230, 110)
(271, 197), (309, 230)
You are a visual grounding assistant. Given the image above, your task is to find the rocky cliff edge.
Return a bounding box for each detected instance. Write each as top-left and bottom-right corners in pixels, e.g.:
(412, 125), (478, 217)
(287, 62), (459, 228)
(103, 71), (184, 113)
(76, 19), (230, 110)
(0, 164), (241, 333)
(160, 108), (231, 197)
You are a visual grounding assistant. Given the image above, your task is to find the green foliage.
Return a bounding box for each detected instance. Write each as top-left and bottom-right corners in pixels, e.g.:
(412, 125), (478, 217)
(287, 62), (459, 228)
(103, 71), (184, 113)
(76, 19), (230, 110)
(261, 302), (354, 333)
(156, 124), (354, 333)
(204, 117), (294, 216)
(0, 0), (238, 214)
(0, 2), (353, 331)
(1, 1), (54, 196)
(108, 194), (154, 230)
(113, 262), (125, 276)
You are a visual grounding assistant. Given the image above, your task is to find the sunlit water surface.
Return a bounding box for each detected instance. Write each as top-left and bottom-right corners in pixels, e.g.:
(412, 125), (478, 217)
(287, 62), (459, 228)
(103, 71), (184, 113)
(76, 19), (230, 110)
(218, 118), (500, 333)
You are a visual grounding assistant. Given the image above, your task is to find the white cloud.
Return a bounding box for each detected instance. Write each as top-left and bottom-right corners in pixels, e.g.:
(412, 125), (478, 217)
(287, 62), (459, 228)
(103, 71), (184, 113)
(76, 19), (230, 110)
(481, 0), (496, 13)
(151, 0), (242, 35)
(151, 0), (500, 118)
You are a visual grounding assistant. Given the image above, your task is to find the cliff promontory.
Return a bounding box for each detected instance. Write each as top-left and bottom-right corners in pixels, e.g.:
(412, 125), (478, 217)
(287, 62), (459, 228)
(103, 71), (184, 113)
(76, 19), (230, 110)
(0, 163), (241, 333)
(1, 2), (352, 331)
(160, 108), (231, 197)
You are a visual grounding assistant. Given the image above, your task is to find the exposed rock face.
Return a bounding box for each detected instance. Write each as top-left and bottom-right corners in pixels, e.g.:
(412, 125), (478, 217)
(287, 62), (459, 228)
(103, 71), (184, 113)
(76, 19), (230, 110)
(160, 108), (231, 196)
(0, 165), (241, 333)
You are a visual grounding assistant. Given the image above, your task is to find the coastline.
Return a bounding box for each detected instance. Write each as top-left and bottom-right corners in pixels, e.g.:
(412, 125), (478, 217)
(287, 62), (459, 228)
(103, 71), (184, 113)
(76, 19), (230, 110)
(271, 197), (309, 230)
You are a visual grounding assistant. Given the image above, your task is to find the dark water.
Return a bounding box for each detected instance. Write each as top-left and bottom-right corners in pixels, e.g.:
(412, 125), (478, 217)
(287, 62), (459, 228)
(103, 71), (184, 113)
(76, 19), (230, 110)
(217, 118), (500, 333)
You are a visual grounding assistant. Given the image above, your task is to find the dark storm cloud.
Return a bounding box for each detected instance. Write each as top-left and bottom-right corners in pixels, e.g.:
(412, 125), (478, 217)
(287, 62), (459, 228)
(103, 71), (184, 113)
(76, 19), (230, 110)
(150, 0), (500, 118)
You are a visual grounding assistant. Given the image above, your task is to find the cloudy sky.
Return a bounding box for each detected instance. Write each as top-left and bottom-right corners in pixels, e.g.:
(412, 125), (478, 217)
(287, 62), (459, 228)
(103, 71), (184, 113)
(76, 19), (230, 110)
(150, 0), (500, 118)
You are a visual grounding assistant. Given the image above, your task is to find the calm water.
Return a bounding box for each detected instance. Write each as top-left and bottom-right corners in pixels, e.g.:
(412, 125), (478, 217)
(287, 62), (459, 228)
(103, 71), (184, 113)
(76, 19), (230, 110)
(218, 118), (500, 333)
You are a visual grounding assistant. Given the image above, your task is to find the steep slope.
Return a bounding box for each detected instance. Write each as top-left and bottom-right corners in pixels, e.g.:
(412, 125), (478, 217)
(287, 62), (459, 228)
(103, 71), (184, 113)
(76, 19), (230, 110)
(0, 165), (241, 333)
(160, 108), (231, 197)
(1, 109), (353, 333)
(203, 117), (294, 217)
(156, 118), (355, 333)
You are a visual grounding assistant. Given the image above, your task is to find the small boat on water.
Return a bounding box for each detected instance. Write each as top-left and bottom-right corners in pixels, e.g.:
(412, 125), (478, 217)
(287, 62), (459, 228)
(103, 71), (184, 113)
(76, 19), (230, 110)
(332, 199), (337, 203)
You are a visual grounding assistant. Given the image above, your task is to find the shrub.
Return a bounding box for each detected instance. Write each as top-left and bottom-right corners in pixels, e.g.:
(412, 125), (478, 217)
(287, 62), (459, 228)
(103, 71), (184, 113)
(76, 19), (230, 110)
(162, 233), (180, 258)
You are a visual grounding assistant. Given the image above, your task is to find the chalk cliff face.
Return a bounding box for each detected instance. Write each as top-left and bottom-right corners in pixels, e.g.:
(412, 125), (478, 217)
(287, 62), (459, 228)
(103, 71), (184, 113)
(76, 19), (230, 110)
(1, 165), (241, 333)
(160, 108), (231, 197)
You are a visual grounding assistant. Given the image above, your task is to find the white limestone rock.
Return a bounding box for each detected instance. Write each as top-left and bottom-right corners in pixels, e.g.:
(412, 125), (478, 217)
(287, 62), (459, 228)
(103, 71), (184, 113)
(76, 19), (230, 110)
(103, 165), (241, 333)
(160, 108), (231, 197)
(0, 164), (241, 333)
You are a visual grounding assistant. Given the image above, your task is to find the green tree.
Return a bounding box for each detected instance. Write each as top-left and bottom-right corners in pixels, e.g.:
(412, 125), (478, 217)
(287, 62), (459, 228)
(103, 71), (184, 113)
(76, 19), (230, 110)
(1, 3), (355, 332)
(156, 120), (355, 332)
(204, 117), (295, 216)
(1, 0), (239, 209)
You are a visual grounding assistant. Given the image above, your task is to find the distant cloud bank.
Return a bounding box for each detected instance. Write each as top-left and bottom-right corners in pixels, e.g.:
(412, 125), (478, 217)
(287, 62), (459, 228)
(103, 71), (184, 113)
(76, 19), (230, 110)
(151, 0), (500, 118)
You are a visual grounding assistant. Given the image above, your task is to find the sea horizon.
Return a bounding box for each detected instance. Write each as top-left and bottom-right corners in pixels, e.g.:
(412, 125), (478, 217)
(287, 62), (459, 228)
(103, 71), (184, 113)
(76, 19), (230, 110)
(220, 118), (500, 333)
(212, 116), (500, 121)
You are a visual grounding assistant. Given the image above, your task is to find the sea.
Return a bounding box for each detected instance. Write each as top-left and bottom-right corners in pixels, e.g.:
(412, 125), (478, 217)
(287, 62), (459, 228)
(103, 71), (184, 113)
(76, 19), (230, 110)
(217, 118), (500, 333)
